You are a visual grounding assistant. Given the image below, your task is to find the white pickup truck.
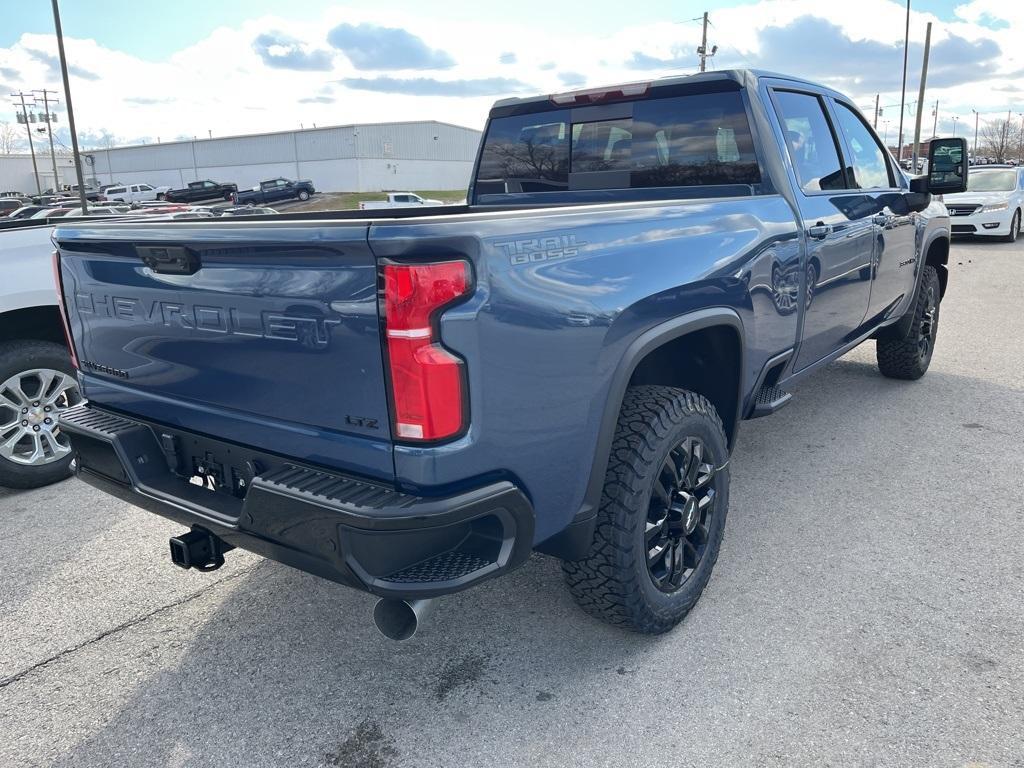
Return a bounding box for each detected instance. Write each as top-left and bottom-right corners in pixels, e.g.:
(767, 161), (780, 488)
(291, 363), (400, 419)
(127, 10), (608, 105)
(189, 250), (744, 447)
(357, 192), (446, 210)
(0, 222), (82, 488)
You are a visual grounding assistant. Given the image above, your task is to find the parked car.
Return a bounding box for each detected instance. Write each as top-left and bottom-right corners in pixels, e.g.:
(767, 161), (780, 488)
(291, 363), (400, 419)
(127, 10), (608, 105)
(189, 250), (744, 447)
(0, 221), (83, 488)
(1, 198), (26, 217)
(232, 178), (314, 205)
(68, 184), (103, 202)
(60, 205), (133, 217)
(218, 206), (279, 216)
(358, 192), (445, 210)
(163, 179), (238, 203)
(942, 165), (1024, 241)
(28, 208), (72, 219)
(100, 183), (172, 204)
(4, 206), (49, 220)
(52, 70), (965, 638)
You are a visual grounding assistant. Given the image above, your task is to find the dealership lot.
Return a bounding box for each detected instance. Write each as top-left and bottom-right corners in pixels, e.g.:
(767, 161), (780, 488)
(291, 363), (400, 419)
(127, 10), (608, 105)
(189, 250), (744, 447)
(2, 237), (1022, 767)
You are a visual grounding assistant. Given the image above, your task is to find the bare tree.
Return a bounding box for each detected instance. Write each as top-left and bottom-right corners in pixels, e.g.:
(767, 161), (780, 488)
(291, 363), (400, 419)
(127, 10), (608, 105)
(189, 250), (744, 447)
(0, 122), (20, 154)
(979, 118), (1023, 162)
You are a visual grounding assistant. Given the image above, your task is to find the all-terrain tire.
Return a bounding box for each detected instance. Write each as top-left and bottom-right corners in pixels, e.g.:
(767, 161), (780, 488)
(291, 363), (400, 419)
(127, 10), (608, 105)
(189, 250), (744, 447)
(876, 265), (941, 380)
(0, 340), (80, 489)
(562, 386), (730, 634)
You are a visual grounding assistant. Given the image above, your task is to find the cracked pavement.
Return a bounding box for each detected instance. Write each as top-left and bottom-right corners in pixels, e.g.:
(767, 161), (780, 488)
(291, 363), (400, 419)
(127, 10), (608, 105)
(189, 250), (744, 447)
(1, 238), (1023, 767)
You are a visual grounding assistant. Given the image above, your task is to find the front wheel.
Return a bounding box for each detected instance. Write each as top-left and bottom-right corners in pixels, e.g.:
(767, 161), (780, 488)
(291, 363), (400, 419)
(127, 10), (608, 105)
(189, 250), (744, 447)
(1002, 209), (1020, 242)
(876, 265), (941, 380)
(297, 190), (310, 201)
(0, 340), (83, 489)
(562, 386), (730, 633)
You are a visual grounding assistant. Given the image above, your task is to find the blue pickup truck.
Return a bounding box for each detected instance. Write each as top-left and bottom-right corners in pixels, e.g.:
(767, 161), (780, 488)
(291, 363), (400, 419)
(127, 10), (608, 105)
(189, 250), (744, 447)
(52, 70), (966, 639)
(232, 177), (315, 205)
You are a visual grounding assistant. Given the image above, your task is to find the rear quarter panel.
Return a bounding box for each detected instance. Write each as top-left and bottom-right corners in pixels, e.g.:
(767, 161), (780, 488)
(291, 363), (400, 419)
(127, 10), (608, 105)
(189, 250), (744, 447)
(370, 196), (801, 542)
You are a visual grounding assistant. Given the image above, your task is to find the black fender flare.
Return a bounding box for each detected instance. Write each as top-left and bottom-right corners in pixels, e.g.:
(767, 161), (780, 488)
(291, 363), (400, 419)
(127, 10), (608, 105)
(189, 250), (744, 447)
(579, 307), (745, 523)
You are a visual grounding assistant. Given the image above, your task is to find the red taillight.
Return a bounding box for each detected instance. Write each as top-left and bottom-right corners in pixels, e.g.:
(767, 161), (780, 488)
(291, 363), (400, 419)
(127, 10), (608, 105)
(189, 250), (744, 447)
(383, 261), (470, 441)
(51, 250), (79, 369)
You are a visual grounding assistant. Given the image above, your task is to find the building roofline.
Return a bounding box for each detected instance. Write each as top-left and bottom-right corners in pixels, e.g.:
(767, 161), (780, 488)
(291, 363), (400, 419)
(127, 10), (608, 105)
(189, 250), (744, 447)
(81, 119), (481, 153)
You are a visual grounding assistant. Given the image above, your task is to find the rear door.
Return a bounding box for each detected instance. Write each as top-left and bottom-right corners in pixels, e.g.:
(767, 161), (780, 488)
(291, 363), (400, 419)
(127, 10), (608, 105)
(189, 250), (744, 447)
(768, 87), (875, 371)
(54, 220), (394, 479)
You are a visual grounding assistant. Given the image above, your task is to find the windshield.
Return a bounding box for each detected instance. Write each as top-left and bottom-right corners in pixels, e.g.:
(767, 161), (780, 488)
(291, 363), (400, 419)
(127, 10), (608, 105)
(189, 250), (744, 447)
(967, 170), (1016, 192)
(474, 88), (760, 201)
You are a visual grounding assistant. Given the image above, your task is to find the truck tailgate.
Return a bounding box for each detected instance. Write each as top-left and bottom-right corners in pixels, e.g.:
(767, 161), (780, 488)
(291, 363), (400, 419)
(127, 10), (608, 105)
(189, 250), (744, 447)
(53, 221), (394, 479)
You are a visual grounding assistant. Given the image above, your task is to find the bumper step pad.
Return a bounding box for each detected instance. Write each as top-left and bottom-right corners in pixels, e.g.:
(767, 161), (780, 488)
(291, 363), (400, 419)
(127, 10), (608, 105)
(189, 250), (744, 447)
(59, 404), (534, 599)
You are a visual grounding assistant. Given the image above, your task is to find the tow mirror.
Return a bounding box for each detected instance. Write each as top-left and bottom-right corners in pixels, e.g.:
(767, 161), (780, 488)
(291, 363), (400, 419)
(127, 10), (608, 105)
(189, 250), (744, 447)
(924, 137), (968, 194)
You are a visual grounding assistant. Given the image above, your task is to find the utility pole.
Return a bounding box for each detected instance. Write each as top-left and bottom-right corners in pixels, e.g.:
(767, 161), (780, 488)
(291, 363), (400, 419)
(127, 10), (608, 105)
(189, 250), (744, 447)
(1002, 108), (1012, 162)
(897, 0), (910, 162)
(696, 12), (716, 72)
(931, 99), (939, 138)
(972, 109), (980, 156)
(911, 21), (931, 171)
(34, 89), (61, 195)
(51, 0), (88, 214)
(874, 94), (880, 128)
(1018, 113), (1023, 164)
(10, 91), (42, 194)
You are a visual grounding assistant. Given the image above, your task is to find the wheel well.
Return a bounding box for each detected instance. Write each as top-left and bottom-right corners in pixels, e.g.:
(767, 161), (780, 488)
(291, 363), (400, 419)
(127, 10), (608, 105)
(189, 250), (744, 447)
(925, 237), (950, 297)
(0, 306), (67, 347)
(627, 325), (742, 448)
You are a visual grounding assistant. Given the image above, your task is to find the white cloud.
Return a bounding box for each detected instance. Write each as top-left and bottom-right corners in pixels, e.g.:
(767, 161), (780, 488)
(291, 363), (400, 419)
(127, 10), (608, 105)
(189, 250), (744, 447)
(0, 0), (1020, 149)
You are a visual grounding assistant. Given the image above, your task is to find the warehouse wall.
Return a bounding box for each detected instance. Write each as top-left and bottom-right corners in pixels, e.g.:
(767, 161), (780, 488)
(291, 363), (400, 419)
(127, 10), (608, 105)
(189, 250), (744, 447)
(82, 120), (481, 193)
(0, 154), (78, 195)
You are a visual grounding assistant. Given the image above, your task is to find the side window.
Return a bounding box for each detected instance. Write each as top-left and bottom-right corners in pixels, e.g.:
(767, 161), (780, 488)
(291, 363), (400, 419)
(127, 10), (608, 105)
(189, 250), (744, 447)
(139, 184), (152, 191)
(773, 90), (846, 192)
(833, 102), (894, 189)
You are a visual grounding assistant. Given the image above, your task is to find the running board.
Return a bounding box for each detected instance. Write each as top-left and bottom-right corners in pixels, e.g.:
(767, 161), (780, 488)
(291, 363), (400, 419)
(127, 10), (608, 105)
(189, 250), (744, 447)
(750, 384), (792, 418)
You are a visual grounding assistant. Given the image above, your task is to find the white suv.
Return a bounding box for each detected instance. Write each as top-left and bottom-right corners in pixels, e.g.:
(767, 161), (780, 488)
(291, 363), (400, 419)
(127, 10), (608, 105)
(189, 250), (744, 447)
(943, 165), (1024, 241)
(101, 183), (170, 204)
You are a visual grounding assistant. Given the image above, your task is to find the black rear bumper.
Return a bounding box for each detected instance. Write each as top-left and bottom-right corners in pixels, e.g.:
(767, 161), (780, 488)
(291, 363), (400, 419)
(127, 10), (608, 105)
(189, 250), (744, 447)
(60, 405), (534, 599)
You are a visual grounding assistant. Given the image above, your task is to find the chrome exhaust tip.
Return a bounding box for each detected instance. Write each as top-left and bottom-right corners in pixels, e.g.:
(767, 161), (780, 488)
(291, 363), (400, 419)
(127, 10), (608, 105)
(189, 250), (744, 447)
(372, 598), (435, 641)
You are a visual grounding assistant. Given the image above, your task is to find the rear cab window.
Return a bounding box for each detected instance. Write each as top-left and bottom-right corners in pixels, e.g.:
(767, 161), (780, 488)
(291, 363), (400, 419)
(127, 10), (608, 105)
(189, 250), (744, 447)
(473, 84), (763, 204)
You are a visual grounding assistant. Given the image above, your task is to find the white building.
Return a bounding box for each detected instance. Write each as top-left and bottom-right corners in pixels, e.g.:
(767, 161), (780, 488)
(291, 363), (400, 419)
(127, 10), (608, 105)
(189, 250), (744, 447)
(1, 120), (482, 195)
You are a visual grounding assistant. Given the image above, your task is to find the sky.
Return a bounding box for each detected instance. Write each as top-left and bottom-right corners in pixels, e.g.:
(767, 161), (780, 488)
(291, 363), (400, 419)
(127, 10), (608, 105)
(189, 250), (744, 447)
(1, 0), (1022, 151)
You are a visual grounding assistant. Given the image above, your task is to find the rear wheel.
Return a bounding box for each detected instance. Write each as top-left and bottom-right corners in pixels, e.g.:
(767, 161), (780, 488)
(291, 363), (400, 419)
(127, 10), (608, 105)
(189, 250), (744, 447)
(0, 341), (83, 489)
(562, 386), (729, 633)
(876, 265), (940, 380)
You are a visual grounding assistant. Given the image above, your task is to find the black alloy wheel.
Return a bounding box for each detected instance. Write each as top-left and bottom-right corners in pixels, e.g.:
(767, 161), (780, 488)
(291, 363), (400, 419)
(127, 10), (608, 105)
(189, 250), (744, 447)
(646, 437), (717, 592)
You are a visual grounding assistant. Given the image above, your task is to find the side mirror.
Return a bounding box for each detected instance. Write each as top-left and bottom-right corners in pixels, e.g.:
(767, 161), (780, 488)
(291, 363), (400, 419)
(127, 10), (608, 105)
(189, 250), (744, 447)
(923, 137), (968, 194)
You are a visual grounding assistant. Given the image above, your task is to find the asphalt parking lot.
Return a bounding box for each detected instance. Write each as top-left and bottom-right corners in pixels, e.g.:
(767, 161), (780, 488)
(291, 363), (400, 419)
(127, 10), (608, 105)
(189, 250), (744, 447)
(2, 237), (1022, 768)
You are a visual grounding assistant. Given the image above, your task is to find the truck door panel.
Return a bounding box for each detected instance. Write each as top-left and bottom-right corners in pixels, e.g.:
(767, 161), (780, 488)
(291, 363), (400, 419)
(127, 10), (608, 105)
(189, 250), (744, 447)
(769, 88), (874, 372)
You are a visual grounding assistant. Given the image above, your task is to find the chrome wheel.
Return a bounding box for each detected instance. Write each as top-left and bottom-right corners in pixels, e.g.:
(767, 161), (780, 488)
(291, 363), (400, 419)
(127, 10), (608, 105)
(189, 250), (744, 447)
(0, 369), (82, 466)
(646, 437), (717, 592)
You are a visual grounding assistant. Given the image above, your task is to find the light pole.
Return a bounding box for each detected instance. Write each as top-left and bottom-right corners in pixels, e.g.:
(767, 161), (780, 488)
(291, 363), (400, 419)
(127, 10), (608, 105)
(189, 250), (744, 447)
(972, 109), (980, 157)
(952, 115), (959, 138)
(897, 0), (910, 162)
(51, 0), (89, 214)
(883, 120), (891, 146)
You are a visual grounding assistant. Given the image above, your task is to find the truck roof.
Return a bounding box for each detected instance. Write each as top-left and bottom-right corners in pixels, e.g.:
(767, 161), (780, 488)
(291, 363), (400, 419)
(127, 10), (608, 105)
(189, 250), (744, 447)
(490, 69), (848, 113)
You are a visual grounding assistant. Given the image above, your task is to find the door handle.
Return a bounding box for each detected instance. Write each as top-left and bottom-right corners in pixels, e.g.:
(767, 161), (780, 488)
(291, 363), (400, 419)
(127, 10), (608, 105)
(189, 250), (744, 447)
(807, 223), (832, 240)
